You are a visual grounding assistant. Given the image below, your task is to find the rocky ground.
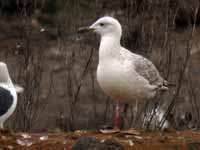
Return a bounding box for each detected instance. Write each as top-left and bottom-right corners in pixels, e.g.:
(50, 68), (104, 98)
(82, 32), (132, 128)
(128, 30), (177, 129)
(1, 129), (200, 150)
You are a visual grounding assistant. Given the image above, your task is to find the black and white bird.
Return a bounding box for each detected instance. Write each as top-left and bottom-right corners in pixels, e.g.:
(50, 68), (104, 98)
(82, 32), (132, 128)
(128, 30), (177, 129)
(0, 62), (23, 129)
(79, 16), (170, 133)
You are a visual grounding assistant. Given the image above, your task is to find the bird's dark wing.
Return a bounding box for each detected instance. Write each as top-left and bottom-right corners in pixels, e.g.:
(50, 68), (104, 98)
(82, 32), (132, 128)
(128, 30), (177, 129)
(0, 87), (13, 116)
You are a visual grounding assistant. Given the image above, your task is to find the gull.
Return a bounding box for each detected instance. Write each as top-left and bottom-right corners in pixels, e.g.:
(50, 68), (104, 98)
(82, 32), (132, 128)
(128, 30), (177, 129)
(78, 16), (169, 133)
(0, 62), (23, 129)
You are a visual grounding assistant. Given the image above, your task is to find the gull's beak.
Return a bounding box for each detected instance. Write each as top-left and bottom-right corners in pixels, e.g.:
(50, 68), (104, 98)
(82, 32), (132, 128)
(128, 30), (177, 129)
(78, 25), (95, 34)
(78, 27), (94, 33)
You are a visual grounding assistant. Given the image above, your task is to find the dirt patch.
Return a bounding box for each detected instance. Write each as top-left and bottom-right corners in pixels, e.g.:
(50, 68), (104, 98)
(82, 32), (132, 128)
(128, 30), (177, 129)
(0, 129), (200, 150)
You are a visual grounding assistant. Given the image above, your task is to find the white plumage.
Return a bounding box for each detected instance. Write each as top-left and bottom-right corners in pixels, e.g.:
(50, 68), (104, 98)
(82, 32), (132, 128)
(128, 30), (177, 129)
(79, 16), (168, 131)
(88, 16), (167, 103)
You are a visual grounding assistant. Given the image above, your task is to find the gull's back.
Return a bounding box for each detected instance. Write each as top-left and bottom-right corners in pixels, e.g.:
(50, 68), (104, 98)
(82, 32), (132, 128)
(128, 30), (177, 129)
(121, 47), (166, 87)
(0, 87), (13, 116)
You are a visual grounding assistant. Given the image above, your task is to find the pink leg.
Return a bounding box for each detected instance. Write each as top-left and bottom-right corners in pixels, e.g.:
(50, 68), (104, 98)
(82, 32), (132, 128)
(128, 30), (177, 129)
(100, 101), (123, 134)
(114, 101), (123, 129)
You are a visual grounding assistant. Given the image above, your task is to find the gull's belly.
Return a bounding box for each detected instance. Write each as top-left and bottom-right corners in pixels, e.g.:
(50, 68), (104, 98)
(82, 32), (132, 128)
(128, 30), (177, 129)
(97, 61), (156, 102)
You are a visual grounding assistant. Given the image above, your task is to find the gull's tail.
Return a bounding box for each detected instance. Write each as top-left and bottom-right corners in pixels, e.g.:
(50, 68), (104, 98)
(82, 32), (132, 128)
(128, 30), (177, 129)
(163, 80), (176, 87)
(158, 80), (176, 91)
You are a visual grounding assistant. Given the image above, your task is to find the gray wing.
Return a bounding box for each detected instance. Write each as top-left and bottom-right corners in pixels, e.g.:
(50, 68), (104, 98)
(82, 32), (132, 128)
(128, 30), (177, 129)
(134, 56), (165, 86)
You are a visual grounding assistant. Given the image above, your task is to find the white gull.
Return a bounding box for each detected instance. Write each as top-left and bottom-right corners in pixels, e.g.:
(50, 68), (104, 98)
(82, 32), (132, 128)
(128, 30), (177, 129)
(79, 16), (168, 132)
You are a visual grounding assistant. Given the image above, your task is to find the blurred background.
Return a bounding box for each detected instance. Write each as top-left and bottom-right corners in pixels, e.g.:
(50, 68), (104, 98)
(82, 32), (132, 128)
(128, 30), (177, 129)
(0, 0), (199, 132)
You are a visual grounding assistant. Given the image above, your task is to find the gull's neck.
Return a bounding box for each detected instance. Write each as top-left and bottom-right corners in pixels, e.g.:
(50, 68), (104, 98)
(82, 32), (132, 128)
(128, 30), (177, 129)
(0, 77), (13, 87)
(5, 77), (13, 85)
(99, 35), (121, 62)
(0, 69), (14, 87)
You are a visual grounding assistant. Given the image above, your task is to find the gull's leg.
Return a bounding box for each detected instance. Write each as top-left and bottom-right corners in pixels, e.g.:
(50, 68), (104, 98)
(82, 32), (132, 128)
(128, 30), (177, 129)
(120, 101), (141, 135)
(99, 100), (122, 134)
(0, 122), (4, 130)
(0, 121), (13, 135)
(114, 100), (123, 129)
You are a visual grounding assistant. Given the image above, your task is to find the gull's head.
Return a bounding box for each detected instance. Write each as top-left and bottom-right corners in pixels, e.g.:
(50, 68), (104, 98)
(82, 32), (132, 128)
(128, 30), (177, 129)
(0, 62), (11, 83)
(79, 16), (122, 38)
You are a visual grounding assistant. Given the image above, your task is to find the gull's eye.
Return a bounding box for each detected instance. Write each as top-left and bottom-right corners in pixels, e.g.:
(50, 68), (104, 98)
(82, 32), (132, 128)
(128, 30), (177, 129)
(99, 23), (104, 27)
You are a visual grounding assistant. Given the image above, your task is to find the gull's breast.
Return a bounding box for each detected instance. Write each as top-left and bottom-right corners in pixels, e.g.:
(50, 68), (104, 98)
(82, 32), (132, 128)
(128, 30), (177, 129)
(97, 59), (156, 102)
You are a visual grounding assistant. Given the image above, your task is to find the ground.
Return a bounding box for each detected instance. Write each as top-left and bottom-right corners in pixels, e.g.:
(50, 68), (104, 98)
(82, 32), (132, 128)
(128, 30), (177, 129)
(0, 129), (200, 150)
